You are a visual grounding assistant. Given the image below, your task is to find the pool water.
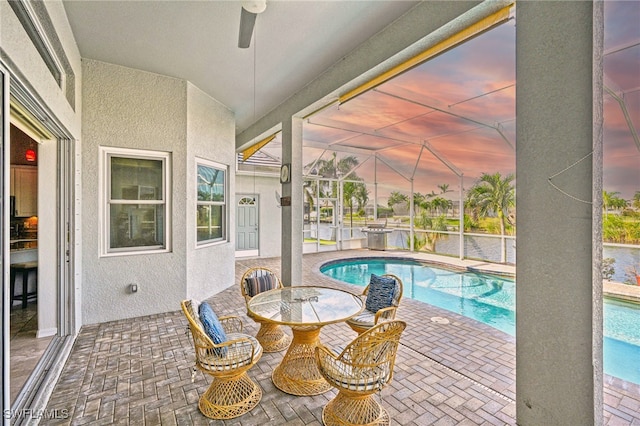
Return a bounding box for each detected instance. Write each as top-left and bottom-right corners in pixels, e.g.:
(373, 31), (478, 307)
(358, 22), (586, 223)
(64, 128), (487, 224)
(321, 258), (640, 385)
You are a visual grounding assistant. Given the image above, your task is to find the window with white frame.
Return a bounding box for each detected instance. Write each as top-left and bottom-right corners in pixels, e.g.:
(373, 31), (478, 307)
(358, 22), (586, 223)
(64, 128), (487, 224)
(196, 159), (227, 245)
(101, 147), (170, 255)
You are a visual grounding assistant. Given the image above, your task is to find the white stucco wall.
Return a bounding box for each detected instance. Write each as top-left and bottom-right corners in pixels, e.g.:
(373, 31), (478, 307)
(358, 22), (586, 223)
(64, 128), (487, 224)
(1, 0), (83, 335)
(0, 1), (82, 131)
(185, 83), (236, 302)
(81, 61), (237, 323)
(235, 173), (282, 258)
(81, 59), (190, 324)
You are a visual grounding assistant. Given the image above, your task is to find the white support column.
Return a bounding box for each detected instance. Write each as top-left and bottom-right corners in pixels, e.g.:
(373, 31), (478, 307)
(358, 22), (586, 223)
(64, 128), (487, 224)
(373, 156), (378, 220)
(281, 116), (303, 287)
(459, 174), (464, 260)
(316, 181), (320, 252)
(409, 179), (414, 251)
(338, 179), (343, 249)
(516, 2), (603, 424)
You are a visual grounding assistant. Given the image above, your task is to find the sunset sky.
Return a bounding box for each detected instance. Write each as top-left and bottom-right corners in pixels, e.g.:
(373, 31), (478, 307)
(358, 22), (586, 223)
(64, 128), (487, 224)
(602, 1), (640, 201)
(260, 2), (639, 202)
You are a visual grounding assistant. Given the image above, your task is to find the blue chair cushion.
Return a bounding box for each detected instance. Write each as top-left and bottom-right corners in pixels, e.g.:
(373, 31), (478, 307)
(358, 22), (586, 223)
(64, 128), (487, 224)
(245, 273), (279, 297)
(198, 302), (228, 356)
(365, 274), (397, 313)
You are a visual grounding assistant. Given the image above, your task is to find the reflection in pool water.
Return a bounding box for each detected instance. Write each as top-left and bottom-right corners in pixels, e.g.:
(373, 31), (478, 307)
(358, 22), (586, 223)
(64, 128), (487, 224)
(321, 258), (640, 385)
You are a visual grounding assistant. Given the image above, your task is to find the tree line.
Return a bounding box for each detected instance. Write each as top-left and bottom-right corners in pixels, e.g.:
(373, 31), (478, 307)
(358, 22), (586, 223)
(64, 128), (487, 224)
(388, 173), (515, 234)
(303, 153), (638, 245)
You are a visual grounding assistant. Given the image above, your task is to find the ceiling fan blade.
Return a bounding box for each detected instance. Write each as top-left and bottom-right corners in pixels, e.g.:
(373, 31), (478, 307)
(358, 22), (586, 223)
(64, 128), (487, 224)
(238, 7), (257, 49)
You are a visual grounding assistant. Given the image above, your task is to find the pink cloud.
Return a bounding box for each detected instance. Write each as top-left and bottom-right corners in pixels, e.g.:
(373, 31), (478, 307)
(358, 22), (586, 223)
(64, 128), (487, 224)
(299, 3), (638, 200)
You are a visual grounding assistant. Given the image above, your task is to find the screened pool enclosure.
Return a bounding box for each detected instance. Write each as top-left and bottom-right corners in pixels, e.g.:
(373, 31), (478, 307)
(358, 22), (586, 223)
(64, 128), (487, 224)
(237, 2), (639, 266)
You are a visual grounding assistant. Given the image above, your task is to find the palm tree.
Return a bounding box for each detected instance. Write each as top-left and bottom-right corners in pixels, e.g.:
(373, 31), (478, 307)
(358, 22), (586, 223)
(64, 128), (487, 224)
(307, 154), (360, 226)
(315, 153), (359, 178)
(343, 179), (368, 236)
(613, 197), (628, 212)
(435, 184), (453, 217)
(466, 172), (515, 262)
(387, 191), (408, 214)
(354, 182), (369, 213)
(633, 191), (640, 210)
(438, 183), (452, 195)
(310, 153), (360, 198)
(413, 192), (426, 215)
(431, 196), (445, 216)
(420, 199), (433, 217)
(603, 190), (626, 217)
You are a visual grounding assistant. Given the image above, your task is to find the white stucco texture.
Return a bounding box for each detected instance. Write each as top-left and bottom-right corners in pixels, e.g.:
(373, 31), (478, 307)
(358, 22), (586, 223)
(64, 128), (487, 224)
(186, 82), (236, 303)
(81, 59), (236, 324)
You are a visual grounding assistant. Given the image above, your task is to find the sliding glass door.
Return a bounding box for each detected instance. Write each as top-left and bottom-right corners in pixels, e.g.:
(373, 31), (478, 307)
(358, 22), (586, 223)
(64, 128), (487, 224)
(2, 63), (11, 426)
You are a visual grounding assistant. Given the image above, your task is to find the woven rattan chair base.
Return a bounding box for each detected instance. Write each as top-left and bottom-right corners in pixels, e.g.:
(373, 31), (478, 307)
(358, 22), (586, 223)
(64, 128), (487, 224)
(198, 372), (262, 420)
(272, 327), (331, 396)
(322, 391), (390, 426)
(256, 322), (291, 352)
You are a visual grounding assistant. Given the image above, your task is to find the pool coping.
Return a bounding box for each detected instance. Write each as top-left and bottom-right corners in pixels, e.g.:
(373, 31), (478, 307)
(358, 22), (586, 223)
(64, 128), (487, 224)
(604, 280), (640, 304)
(315, 249), (640, 304)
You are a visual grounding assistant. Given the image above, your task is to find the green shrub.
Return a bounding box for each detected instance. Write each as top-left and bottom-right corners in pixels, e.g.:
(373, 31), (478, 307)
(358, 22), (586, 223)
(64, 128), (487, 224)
(418, 213), (432, 230)
(433, 215), (448, 231)
(408, 234), (426, 251)
(602, 258), (616, 280)
(464, 214), (478, 231)
(603, 215), (640, 244)
(377, 205), (394, 218)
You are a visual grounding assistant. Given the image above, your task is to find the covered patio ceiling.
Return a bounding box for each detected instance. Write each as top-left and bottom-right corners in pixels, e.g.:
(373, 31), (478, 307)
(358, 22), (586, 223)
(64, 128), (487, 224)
(251, 1), (639, 202)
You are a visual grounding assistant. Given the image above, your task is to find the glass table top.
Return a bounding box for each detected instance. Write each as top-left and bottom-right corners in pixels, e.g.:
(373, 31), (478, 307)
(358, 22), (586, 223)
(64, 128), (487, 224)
(247, 286), (363, 327)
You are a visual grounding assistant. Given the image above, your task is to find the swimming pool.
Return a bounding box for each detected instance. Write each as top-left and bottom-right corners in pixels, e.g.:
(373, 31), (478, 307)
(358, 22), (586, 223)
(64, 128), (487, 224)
(320, 257), (640, 385)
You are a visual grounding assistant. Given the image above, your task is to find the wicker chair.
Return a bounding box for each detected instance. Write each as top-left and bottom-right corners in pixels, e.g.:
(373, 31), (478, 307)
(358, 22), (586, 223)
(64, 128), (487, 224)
(240, 267), (292, 352)
(315, 320), (407, 426)
(346, 274), (404, 334)
(181, 300), (263, 420)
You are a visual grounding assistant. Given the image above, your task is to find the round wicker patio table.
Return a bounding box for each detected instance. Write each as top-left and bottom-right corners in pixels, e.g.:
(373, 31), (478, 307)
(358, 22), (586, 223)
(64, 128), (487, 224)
(247, 286), (363, 396)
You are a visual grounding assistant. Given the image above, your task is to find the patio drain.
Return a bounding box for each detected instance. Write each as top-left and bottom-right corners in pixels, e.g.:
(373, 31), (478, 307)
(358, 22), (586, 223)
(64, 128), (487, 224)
(401, 343), (515, 405)
(430, 316), (450, 324)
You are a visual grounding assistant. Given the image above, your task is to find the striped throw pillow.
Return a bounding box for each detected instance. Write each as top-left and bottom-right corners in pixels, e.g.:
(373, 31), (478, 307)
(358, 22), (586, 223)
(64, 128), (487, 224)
(245, 274), (278, 297)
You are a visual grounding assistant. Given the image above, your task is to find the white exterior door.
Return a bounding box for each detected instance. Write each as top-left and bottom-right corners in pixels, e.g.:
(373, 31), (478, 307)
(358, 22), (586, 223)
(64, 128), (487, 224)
(236, 196), (258, 252)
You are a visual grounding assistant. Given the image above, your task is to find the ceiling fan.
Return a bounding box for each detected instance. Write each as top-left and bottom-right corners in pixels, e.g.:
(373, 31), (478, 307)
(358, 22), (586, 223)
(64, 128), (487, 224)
(238, 0), (267, 49)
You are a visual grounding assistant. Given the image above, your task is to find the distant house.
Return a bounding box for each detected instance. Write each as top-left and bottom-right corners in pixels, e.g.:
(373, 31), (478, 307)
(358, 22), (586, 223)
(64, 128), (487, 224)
(235, 152), (282, 258)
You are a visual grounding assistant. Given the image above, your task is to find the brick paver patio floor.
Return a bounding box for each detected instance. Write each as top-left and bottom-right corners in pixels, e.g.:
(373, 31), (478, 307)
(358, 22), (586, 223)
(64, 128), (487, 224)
(45, 250), (640, 425)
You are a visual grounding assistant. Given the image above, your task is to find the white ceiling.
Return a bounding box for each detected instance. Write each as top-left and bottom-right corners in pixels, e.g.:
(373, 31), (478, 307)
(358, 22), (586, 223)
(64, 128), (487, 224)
(62, 0), (420, 134)
(61, 1), (640, 198)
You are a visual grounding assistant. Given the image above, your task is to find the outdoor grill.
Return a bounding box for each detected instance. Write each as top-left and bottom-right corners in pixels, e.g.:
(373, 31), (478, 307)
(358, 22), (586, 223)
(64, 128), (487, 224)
(362, 221), (393, 250)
